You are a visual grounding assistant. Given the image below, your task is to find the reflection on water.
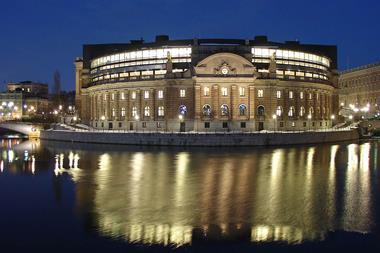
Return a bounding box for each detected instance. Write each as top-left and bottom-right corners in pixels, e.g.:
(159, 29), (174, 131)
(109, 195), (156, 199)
(1, 139), (379, 247)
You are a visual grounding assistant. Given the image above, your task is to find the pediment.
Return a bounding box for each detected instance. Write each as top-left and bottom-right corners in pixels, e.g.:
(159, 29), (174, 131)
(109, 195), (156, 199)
(194, 53), (256, 76)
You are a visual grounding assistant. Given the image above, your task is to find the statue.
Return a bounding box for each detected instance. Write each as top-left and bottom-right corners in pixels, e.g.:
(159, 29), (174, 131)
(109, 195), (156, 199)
(269, 52), (277, 78)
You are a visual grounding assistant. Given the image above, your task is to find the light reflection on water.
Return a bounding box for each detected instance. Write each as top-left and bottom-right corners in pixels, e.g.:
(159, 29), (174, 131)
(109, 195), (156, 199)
(0, 139), (379, 247)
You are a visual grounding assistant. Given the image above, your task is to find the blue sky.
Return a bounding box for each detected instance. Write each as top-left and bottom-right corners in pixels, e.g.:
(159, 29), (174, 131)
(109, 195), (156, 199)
(1, 0), (379, 91)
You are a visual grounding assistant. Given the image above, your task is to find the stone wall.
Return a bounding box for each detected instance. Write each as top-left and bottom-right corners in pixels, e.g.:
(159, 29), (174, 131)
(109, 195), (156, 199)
(41, 129), (359, 147)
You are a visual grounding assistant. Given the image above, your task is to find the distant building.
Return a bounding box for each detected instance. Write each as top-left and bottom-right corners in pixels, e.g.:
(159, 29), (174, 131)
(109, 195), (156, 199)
(339, 62), (380, 112)
(6, 81), (50, 116)
(7, 81), (48, 98)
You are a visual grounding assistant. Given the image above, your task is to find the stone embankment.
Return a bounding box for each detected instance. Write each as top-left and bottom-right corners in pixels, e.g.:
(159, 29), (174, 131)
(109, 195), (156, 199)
(40, 129), (359, 147)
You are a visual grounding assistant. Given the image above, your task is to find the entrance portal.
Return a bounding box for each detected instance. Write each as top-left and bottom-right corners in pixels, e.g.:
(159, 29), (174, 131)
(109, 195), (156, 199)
(258, 122), (264, 131)
(180, 122), (185, 132)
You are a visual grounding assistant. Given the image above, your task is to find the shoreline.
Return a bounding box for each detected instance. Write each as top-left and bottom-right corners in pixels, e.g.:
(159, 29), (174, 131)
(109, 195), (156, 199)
(40, 129), (359, 147)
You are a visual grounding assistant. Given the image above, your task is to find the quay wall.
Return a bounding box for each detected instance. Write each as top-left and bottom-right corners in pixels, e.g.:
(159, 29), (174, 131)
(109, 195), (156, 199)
(40, 129), (360, 147)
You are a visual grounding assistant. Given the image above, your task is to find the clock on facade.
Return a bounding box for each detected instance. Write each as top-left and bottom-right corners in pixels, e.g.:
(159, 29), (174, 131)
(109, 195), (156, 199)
(221, 67), (229, 75)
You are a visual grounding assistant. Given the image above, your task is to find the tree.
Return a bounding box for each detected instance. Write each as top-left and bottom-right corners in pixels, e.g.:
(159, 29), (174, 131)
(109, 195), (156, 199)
(53, 70), (61, 106)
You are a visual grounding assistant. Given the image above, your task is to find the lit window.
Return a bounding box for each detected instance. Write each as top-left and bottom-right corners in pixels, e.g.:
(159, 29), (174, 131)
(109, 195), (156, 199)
(309, 107), (314, 116)
(289, 91), (293, 99)
(179, 105), (187, 115)
(221, 104), (229, 116)
(276, 90), (281, 99)
(120, 92), (125, 100)
(288, 106), (295, 117)
(300, 91), (304, 99)
(276, 106), (282, 117)
(309, 93), (312, 100)
(103, 94), (107, 101)
(132, 107), (137, 117)
(239, 87), (245, 96)
(239, 104), (247, 116)
(180, 89), (186, 97)
(111, 93), (115, 101)
(144, 90), (150, 99)
(204, 87), (210, 96)
(157, 90), (163, 99)
(221, 87), (228, 96)
(300, 106), (305, 116)
(258, 89), (264, 98)
(158, 106), (164, 116)
(121, 107), (126, 117)
(131, 91), (136, 99)
(144, 106), (150, 117)
(112, 108), (116, 117)
(203, 104), (212, 116)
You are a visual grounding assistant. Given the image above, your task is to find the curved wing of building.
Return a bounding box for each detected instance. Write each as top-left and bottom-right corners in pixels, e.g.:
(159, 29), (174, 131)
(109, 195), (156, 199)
(76, 35), (339, 132)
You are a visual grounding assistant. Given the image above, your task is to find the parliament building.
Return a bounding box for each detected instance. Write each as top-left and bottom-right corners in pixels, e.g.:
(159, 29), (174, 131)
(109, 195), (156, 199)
(75, 35), (339, 132)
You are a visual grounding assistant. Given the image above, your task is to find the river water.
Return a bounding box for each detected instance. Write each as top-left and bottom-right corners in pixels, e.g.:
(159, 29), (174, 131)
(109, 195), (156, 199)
(0, 138), (380, 252)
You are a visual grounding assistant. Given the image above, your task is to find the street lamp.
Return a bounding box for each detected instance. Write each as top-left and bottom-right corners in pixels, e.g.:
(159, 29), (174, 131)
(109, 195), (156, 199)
(331, 114), (335, 128)
(307, 114), (312, 131)
(272, 114), (277, 131)
(178, 114), (184, 121)
(101, 115), (105, 121)
(348, 115), (353, 120)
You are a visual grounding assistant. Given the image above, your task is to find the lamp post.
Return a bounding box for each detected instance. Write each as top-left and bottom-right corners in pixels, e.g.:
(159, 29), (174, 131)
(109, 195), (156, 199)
(307, 114), (312, 131)
(330, 114), (335, 128)
(134, 115), (139, 132)
(272, 114), (277, 132)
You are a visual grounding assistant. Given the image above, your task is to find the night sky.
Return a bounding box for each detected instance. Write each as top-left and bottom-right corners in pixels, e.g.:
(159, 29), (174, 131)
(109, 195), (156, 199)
(1, 0), (379, 91)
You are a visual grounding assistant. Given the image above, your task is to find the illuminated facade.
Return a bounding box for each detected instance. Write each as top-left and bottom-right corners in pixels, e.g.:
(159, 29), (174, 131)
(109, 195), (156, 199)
(77, 36), (339, 131)
(6, 81), (50, 116)
(339, 62), (380, 112)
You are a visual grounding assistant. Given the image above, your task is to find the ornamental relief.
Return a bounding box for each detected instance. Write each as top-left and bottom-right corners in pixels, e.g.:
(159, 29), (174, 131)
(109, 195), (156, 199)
(194, 52), (257, 77)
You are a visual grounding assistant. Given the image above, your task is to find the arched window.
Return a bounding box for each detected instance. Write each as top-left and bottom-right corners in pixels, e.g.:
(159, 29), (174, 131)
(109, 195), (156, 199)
(300, 106), (305, 117)
(276, 106), (282, 117)
(220, 104), (229, 116)
(179, 105), (187, 115)
(132, 106), (137, 117)
(239, 104), (247, 116)
(288, 106), (295, 117)
(158, 106), (164, 116)
(257, 105), (265, 116)
(144, 106), (150, 117)
(309, 107), (314, 116)
(203, 104), (211, 116)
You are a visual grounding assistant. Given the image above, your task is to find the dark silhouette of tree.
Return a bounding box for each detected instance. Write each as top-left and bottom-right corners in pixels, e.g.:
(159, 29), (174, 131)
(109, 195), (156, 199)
(53, 70), (61, 106)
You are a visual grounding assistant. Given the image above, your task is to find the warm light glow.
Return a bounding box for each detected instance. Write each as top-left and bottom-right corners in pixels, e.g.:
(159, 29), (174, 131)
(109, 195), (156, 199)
(331, 114), (335, 120)
(307, 114), (312, 119)
(178, 114), (183, 120)
(101, 115), (106, 120)
(272, 114), (277, 119)
(349, 115), (353, 120)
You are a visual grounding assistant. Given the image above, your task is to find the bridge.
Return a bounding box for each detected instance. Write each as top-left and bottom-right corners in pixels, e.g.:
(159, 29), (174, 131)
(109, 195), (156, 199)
(0, 122), (43, 138)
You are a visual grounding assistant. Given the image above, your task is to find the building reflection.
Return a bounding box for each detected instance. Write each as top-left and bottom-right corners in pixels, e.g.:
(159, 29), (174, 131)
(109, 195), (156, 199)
(0, 138), (40, 174)
(3, 139), (377, 247)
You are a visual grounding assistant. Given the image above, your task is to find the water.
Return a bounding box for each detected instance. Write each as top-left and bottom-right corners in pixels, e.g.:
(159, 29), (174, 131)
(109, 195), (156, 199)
(1, 138), (380, 252)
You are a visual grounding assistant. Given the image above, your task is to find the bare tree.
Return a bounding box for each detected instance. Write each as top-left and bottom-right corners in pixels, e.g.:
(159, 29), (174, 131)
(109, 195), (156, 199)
(53, 70), (61, 106)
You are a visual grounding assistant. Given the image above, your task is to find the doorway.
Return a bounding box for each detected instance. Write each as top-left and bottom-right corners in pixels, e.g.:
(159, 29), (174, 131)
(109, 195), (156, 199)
(258, 122), (264, 131)
(180, 122), (185, 132)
